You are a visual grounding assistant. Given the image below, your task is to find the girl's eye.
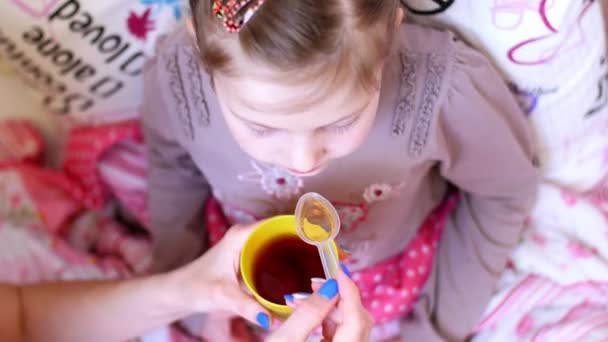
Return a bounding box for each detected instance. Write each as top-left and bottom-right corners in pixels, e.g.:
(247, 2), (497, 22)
(331, 115), (361, 134)
(248, 125), (276, 137)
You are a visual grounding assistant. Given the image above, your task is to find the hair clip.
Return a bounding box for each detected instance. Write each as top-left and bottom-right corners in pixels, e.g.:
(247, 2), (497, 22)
(212, 0), (265, 33)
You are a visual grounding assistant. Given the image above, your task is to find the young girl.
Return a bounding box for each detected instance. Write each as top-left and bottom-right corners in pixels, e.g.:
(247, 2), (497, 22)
(142, 0), (537, 340)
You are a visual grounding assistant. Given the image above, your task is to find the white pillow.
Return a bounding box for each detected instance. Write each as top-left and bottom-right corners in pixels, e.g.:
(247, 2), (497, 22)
(404, 0), (608, 190)
(0, 0), (188, 125)
(0, 57), (66, 165)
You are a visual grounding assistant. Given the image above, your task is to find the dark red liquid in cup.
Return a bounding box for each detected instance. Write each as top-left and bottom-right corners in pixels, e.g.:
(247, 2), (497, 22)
(252, 235), (325, 304)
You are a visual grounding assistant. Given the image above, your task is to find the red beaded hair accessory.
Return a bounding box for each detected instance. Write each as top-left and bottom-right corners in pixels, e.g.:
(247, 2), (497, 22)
(212, 0), (266, 33)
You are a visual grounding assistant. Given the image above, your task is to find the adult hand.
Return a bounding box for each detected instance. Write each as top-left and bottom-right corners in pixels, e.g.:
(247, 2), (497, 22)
(267, 268), (373, 342)
(170, 223), (272, 330)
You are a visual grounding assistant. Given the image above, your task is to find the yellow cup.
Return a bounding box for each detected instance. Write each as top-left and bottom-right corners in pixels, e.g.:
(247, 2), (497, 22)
(240, 215), (338, 318)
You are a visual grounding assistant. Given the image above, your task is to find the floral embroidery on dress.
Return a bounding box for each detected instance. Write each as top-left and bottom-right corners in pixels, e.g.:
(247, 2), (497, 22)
(337, 240), (359, 266)
(184, 48), (210, 127)
(409, 53), (447, 158)
(363, 182), (406, 204)
(238, 161), (303, 199)
(337, 243), (353, 260)
(392, 52), (417, 136)
(222, 205), (259, 225)
(333, 202), (368, 233)
(165, 49), (194, 140)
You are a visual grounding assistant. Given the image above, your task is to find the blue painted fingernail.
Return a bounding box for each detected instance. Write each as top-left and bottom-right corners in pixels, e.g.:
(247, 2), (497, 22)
(319, 279), (339, 300)
(340, 264), (352, 278)
(284, 294), (294, 303)
(256, 312), (270, 330)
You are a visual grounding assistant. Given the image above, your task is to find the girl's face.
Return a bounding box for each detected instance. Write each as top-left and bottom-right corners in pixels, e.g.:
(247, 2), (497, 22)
(214, 69), (381, 177)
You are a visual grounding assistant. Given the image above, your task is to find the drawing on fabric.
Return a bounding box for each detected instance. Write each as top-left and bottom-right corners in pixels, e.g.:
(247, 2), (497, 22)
(585, 55), (608, 118)
(490, 0), (557, 30)
(127, 8), (156, 41)
(490, 0), (597, 66)
(401, 0), (455, 15)
(140, 0), (184, 20)
(508, 83), (558, 115)
(10, 0), (61, 18)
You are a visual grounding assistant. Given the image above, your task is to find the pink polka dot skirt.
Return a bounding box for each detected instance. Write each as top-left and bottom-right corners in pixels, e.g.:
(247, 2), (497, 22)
(350, 194), (457, 323)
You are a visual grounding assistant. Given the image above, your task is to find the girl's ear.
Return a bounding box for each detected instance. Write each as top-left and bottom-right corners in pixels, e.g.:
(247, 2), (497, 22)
(395, 6), (405, 27)
(186, 18), (196, 40)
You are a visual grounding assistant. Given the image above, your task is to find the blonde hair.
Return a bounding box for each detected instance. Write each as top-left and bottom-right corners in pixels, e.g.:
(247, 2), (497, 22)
(189, 0), (399, 89)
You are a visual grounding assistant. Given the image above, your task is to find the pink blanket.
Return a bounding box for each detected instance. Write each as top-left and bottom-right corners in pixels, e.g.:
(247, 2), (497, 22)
(0, 120), (152, 284)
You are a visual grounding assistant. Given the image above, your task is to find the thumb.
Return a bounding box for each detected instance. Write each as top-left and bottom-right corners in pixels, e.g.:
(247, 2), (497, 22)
(222, 223), (258, 246)
(221, 222), (264, 254)
(225, 286), (272, 330)
(269, 279), (339, 341)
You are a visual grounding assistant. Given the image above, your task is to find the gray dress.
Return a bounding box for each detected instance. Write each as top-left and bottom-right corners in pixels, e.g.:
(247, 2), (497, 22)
(141, 23), (538, 341)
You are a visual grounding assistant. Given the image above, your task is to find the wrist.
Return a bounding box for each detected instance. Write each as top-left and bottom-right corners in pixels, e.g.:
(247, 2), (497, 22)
(156, 270), (198, 317)
(163, 264), (213, 315)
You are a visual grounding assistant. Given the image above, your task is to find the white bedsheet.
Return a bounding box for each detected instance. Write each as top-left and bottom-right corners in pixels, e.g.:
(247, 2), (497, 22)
(475, 183), (608, 341)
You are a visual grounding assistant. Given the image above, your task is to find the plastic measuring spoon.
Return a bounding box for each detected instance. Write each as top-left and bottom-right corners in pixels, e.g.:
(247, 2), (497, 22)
(295, 192), (341, 279)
